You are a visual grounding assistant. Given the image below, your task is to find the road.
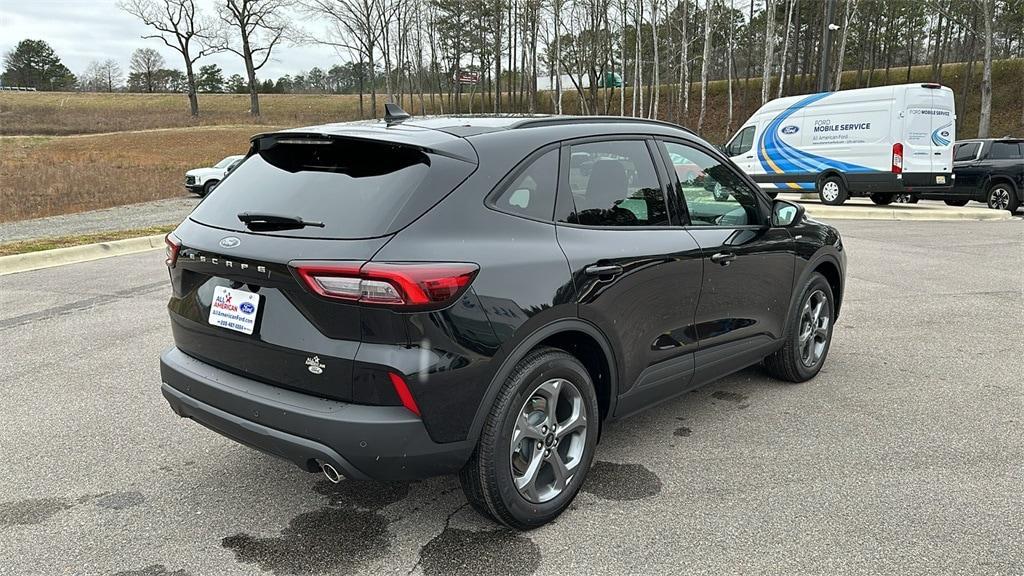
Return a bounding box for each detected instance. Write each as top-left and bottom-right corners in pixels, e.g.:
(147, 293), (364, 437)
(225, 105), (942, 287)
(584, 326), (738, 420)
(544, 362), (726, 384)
(1, 219), (1022, 576)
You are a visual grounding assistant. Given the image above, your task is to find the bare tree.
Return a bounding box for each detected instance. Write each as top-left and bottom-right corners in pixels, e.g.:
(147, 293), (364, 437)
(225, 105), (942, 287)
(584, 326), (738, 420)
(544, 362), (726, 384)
(217, 0), (291, 117)
(977, 0), (993, 137)
(675, 0), (689, 119)
(776, 0), (795, 98)
(649, 0), (660, 118)
(760, 0), (777, 104)
(129, 48), (166, 92)
(725, 0), (734, 136)
(833, 0), (856, 90)
(697, 0), (712, 131)
(120, 0), (219, 116)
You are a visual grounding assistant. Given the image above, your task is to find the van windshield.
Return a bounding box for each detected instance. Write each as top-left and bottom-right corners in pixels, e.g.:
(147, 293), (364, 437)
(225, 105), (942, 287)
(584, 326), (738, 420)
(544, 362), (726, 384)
(190, 137), (475, 239)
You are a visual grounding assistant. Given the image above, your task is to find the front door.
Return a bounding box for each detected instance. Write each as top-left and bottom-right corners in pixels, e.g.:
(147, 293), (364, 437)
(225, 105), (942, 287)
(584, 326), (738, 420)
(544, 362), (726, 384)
(554, 138), (704, 417)
(657, 139), (795, 386)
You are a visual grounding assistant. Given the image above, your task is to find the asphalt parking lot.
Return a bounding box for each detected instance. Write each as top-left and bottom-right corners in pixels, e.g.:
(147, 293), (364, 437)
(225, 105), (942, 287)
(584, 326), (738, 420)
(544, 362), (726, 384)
(1, 218), (1021, 576)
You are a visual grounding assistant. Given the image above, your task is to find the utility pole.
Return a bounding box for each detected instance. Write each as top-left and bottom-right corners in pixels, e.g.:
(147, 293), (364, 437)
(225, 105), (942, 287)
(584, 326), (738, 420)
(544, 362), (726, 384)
(817, 0), (837, 93)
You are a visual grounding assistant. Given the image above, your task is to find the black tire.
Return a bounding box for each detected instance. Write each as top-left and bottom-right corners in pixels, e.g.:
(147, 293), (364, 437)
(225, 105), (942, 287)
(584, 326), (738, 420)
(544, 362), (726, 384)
(906, 194), (919, 204)
(459, 346), (600, 530)
(202, 180), (219, 196)
(818, 176), (848, 206)
(869, 193), (895, 205)
(764, 273), (835, 383)
(767, 191), (779, 199)
(944, 198), (969, 207)
(986, 183), (1020, 213)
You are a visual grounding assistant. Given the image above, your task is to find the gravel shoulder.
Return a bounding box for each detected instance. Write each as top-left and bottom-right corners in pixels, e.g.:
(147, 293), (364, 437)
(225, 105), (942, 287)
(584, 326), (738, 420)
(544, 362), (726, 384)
(0, 197), (198, 243)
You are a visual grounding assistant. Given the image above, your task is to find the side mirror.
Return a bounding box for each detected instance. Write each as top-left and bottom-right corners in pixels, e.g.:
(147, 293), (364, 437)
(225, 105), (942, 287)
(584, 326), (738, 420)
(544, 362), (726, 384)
(772, 199), (805, 227)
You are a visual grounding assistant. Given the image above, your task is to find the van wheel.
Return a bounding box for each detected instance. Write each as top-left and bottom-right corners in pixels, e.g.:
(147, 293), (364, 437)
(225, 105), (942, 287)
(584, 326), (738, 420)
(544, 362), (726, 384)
(870, 193), (895, 205)
(818, 176), (847, 206)
(767, 192), (778, 199)
(944, 198), (969, 207)
(459, 346), (599, 530)
(987, 184), (1020, 213)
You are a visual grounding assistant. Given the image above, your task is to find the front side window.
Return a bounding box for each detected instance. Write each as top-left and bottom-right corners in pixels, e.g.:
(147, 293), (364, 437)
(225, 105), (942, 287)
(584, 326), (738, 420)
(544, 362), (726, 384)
(663, 141), (763, 227)
(953, 142), (980, 162)
(491, 148), (558, 220)
(562, 140), (667, 227)
(726, 126), (756, 157)
(988, 142), (1023, 160)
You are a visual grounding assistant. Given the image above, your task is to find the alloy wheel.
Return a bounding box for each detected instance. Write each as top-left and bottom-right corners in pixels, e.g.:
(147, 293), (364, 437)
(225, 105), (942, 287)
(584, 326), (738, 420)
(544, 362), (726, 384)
(990, 188), (1010, 210)
(798, 289), (830, 367)
(510, 378), (588, 504)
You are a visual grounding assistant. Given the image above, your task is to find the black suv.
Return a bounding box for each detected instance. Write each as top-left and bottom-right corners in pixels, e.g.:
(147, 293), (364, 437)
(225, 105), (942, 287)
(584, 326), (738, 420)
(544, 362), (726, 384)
(918, 138), (1024, 212)
(160, 111), (846, 529)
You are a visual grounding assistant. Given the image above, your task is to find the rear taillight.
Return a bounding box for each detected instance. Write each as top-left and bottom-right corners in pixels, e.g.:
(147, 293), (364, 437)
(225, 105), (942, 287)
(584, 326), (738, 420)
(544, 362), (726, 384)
(892, 143), (903, 174)
(164, 233), (181, 268)
(293, 262), (479, 307)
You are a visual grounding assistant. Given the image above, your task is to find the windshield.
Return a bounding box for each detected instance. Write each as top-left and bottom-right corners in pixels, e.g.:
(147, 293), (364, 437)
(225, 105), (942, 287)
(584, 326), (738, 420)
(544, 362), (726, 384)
(190, 136), (475, 239)
(213, 156), (239, 168)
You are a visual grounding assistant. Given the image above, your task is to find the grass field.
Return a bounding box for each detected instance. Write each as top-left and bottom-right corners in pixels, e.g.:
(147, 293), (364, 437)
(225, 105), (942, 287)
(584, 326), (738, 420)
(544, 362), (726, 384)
(0, 59), (1020, 222)
(0, 126), (268, 222)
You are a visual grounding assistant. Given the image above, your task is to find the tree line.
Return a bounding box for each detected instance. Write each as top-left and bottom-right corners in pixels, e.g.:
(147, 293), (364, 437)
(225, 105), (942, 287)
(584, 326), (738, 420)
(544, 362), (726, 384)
(3, 0), (1022, 137)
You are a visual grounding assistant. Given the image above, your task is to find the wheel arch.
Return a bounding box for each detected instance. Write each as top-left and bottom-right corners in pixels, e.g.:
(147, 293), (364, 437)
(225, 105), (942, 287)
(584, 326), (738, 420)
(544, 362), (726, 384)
(987, 176), (1019, 198)
(784, 250), (845, 336)
(467, 319), (619, 445)
(817, 169), (848, 191)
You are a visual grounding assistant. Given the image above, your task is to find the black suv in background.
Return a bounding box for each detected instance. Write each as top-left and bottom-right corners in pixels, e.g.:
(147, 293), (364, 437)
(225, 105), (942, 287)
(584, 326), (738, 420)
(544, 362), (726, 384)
(918, 138), (1024, 212)
(159, 111), (846, 529)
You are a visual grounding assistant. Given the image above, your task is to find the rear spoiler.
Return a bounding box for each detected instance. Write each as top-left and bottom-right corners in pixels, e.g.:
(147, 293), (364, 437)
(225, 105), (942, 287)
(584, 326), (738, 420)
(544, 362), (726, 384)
(249, 130), (478, 164)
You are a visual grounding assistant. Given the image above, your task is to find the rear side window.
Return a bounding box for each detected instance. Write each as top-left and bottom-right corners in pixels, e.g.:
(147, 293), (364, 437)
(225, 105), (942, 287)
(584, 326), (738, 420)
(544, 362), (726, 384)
(954, 142), (980, 161)
(562, 140), (667, 227)
(988, 142), (1023, 160)
(191, 137), (475, 239)
(491, 148), (558, 220)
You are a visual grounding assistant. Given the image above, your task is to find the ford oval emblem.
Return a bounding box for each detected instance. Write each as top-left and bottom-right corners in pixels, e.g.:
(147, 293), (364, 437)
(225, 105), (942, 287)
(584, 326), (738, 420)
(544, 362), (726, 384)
(941, 130), (950, 137)
(781, 125), (800, 135)
(219, 236), (241, 249)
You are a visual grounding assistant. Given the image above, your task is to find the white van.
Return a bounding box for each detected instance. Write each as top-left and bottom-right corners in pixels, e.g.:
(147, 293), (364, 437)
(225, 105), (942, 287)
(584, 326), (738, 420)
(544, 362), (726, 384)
(724, 83), (955, 205)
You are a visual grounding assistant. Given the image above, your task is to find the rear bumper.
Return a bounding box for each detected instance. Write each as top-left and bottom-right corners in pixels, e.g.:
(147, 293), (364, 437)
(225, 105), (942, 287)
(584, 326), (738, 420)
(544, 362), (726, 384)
(159, 347), (473, 481)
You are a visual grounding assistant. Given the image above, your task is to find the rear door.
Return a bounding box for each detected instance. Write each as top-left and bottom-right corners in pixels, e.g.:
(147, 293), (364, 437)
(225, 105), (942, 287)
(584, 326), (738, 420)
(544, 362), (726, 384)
(903, 86), (954, 179)
(553, 137), (704, 416)
(952, 141), (984, 198)
(657, 138), (794, 386)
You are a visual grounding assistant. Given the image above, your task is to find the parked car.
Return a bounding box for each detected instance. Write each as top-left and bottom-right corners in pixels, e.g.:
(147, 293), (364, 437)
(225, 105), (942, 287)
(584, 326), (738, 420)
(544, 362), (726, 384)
(916, 138), (1023, 212)
(184, 155), (245, 196)
(724, 83), (956, 206)
(160, 109), (846, 529)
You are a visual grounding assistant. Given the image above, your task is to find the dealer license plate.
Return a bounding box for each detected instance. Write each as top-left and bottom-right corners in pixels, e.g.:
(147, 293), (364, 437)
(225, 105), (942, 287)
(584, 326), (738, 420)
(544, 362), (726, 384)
(208, 285), (260, 335)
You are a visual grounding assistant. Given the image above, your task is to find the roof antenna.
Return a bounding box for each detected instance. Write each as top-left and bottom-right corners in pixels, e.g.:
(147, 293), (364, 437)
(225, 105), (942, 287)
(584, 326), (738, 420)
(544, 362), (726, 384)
(384, 102), (410, 126)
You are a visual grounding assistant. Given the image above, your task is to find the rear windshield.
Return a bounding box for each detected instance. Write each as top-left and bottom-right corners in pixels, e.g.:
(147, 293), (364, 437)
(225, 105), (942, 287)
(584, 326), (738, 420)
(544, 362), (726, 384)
(190, 136), (475, 239)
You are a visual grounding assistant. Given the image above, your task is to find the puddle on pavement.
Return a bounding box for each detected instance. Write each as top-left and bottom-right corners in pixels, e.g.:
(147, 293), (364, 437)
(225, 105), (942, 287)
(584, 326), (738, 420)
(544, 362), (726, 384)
(221, 507), (391, 575)
(711, 390), (749, 403)
(419, 527), (540, 576)
(0, 496), (73, 526)
(112, 565), (192, 576)
(96, 491), (145, 510)
(583, 461), (662, 500)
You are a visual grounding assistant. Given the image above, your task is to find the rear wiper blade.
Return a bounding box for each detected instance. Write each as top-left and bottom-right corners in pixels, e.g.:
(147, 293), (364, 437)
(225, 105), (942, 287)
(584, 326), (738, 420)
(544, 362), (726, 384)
(237, 212), (325, 231)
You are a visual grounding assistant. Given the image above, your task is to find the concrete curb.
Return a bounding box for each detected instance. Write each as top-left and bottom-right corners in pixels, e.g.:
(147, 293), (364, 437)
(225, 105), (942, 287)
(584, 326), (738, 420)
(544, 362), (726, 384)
(0, 234), (166, 276)
(802, 204), (1013, 221)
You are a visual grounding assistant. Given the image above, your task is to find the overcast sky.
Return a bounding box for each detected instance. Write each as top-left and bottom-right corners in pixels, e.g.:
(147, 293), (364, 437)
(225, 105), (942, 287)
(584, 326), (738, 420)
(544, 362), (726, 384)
(1, 0), (340, 80)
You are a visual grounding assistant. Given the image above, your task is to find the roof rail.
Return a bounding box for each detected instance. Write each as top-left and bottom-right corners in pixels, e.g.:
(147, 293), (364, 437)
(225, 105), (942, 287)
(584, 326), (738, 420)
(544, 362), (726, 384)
(512, 115), (695, 135)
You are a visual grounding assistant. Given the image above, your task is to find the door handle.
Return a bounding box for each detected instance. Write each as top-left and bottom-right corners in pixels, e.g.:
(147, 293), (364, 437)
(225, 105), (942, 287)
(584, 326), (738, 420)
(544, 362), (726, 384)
(745, 155), (754, 159)
(585, 264), (623, 278)
(710, 252), (736, 266)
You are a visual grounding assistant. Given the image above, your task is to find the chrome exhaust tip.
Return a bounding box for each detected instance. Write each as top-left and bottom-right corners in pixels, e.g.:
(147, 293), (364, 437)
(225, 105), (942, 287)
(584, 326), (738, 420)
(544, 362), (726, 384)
(320, 461), (342, 484)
